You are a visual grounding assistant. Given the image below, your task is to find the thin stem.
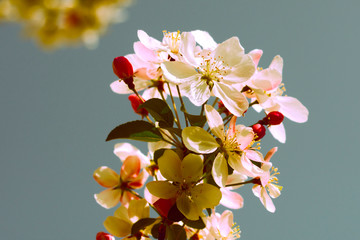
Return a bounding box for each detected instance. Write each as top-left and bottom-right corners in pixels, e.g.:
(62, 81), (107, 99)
(225, 179), (254, 187)
(176, 85), (189, 127)
(211, 97), (219, 107)
(200, 100), (208, 116)
(167, 83), (181, 129)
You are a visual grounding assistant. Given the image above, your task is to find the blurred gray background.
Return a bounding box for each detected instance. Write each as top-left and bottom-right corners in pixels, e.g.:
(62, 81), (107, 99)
(1, 0), (359, 239)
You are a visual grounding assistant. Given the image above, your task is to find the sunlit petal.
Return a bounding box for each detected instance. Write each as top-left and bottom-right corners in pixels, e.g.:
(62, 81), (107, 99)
(93, 166), (119, 188)
(182, 126), (219, 154)
(146, 181), (178, 199)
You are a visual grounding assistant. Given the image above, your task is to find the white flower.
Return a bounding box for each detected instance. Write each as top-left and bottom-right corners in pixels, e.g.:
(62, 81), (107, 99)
(161, 33), (255, 116)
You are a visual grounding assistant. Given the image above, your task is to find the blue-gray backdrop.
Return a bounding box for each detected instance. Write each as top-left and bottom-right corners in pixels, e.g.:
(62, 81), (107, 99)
(1, 0), (359, 239)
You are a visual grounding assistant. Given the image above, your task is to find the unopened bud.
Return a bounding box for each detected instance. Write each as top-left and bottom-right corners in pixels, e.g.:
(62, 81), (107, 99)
(113, 56), (135, 90)
(128, 94), (148, 117)
(252, 123), (266, 140)
(266, 111), (284, 125)
(96, 232), (115, 240)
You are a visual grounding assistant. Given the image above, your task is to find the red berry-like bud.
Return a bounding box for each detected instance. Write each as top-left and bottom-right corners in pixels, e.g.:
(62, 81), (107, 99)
(113, 56), (135, 90)
(266, 111), (284, 125)
(96, 232), (115, 240)
(128, 94), (148, 117)
(153, 198), (176, 217)
(252, 123), (266, 140)
(112, 56), (133, 79)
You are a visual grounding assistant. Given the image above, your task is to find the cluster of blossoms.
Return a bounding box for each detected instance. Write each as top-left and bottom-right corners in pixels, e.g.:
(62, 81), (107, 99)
(94, 30), (309, 239)
(0, 0), (132, 49)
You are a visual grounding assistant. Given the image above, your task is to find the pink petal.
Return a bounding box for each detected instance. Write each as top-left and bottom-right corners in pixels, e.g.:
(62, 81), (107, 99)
(268, 123), (286, 143)
(276, 96), (309, 123)
(260, 187), (276, 213)
(133, 41), (158, 63)
(249, 49), (263, 68)
(220, 188), (244, 209)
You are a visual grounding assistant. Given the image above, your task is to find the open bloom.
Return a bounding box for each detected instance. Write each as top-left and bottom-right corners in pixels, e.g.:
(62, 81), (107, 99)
(146, 150), (221, 220)
(182, 105), (263, 188)
(161, 33), (255, 116)
(104, 199), (151, 239)
(244, 51), (309, 143)
(200, 210), (241, 240)
(252, 147), (282, 213)
(94, 154), (148, 208)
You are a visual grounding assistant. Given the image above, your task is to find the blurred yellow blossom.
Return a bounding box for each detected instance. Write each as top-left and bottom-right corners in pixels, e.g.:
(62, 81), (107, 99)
(0, 0), (132, 49)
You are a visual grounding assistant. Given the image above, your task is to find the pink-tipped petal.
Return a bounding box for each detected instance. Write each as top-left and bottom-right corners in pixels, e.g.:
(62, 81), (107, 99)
(121, 156), (141, 181)
(220, 188), (244, 209)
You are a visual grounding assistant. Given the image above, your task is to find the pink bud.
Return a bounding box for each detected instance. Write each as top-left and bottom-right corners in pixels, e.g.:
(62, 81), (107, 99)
(96, 232), (115, 240)
(252, 123), (266, 140)
(266, 111), (284, 125)
(128, 94), (148, 117)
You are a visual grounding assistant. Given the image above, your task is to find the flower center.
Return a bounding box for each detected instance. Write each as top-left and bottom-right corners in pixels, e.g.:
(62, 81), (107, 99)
(163, 30), (181, 54)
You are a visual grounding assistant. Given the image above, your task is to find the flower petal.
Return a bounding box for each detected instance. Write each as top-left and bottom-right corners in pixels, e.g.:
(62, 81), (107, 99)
(268, 123), (286, 143)
(94, 189), (121, 209)
(269, 55), (283, 73)
(268, 184), (281, 199)
(220, 188), (244, 209)
(214, 37), (244, 67)
(93, 166), (119, 188)
(104, 216), (132, 237)
(219, 210), (234, 237)
(120, 156), (141, 181)
(137, 30), (164, 51)
(176, 193), (202, 220)
(276, 96), (309, 123)
(133, 41), (158, 63)
(128, 199), (150, 221)
(252, 68), (282, 91)
(182, 153), (203, 183)
(249, 49), (263, 68)
(181, 79), (210, 106)
(191, 30), (217, 50)
(146, 181), (178, 199)
(212, 153), (228, 188)
(182, 126), (219, 154)
(212, 82), (249, 117)
(205, 104), (225, 141)
(161, 61), (198, 84)
(260, 187), (276, 213)
(114, 143), (149, 167)
(222, 54), (255, 83)
(158, 150), (182, 182)
(234, 125), (254, 151)
(191, 183), (222, 209)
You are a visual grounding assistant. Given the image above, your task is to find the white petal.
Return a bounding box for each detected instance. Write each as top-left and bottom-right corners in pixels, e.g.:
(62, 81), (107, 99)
(276, 96), (309, 123)
(222, 54), (255, 83)
(212, 153), (228, 187)
(181, 79), (211, 106)
(133, 41), (158, 63)
(191, 30), (217, 49)
(214, 37), (244, 66)
(205, 104), (225, 140)
(114, 143), (149, 167)
(268, 123), (286, 143)
(161, 61), (199, 84)
(137, 30), (164, 51)
(212, 82), (249, 117)
(180, 32), (198, 66)
(268, 183), (281, 198)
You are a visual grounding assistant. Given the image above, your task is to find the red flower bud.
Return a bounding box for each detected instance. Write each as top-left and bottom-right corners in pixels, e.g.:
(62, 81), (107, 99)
(266, 111), (284, 125)
(96, 232), (115, 240)
(113, 56), (135, 90)
(153, 198), (176, 217)
(252, 123), (266, 140)
(128, 94), (148, 117)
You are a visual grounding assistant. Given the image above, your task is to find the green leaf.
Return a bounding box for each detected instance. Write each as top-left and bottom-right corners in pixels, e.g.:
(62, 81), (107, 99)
(184, 112), (206, 128)
(131, 218), (157, 235)
(166, 224), (187, 240)
(183, 217), (206, 229)
(106, 120), (162, 142)
(139, 98), (174, 127)
(153, 148), (167, 165)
